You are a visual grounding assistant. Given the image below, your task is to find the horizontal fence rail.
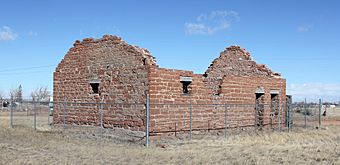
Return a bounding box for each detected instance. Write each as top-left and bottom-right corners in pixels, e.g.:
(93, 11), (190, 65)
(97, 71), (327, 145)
(1, 98), (339, 146)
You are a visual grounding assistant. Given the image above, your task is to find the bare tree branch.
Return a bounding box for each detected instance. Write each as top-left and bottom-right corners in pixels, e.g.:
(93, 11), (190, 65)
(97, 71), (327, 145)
(31, 86), (51, 101)
(0, 90), (4, 100)
(10, 85), (23, 102)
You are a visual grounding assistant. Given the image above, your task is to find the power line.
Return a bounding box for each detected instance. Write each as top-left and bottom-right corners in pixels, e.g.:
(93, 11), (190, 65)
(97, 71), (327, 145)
(0, 70), (52, 76)
(0, 64), (55, 73)
(256, 58), (340, 61)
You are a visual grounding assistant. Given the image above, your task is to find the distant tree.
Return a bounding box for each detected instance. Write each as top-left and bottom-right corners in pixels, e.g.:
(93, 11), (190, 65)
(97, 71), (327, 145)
(0, 90), (4, 109)
(0, 90), (4, 108)
(10, 89), (14, 101)
(17, 85), (23, 102)
(0, 90), (4, 100)
(30, 91), (35, 101)
(10, 85), (23, 102)
(30, 86), (51, 101)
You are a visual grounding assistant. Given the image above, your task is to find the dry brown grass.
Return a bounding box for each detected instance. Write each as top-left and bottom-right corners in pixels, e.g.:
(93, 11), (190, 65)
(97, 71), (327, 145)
(324, 107), (340, 119)
(293, 107), (340, 127)
(1, 125), (340, 164)
(1, 111), (340, 164)
(0, 111), (51, 131)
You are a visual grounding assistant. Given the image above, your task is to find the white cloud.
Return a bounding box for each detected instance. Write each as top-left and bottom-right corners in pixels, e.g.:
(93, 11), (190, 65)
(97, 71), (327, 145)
(297, 25), (312, 33)
(0, 26), (18, 41)
(287, 83), (340, 102)
(28, 31), (38, 37)
(185, 10), (240, 35)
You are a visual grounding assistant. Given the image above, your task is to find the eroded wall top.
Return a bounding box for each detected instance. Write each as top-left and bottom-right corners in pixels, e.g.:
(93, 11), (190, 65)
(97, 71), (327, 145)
(56, 35), (157, 72)
(54, 35), (157, 103)
(204, 46), (281, 79)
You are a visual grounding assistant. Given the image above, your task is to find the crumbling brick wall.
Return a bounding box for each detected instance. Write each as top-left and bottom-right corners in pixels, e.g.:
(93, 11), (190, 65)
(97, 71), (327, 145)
(54, 35), (286, 135)
(53, 35), (155, 131)
(148, 46), (286, 134)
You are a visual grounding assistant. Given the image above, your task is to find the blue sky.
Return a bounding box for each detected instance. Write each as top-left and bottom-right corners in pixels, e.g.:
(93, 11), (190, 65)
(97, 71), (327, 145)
(0, 0), (339, 102)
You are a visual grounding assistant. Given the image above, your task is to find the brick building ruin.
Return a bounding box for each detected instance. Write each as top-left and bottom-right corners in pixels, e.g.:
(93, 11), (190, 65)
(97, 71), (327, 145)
(53, 35), (286, 135)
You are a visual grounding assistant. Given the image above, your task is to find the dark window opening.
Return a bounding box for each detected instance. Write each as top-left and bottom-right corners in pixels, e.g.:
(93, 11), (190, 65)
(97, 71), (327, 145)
(90, 83), (99, 94)
(214, 78), (223, 96)
(271, 94), (279, 115)
(143, 58), (147, 65)
(180, 76), (192, 95)
(181, 81), (191, 94)
(214, 85), (222, 96)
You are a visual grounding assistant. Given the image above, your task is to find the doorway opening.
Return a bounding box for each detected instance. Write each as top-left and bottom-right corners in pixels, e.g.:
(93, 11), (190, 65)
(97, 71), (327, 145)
(255, 92), (265, 130)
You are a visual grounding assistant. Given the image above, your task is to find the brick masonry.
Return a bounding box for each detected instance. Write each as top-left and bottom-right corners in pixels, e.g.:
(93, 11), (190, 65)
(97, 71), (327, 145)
(53, 35), (155, 131)
(53, 35), (286, 135)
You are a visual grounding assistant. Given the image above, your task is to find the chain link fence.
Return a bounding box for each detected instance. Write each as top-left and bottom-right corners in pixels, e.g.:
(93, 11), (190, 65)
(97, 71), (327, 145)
(0, 101), (52, 131)
(288, 99), (340, 129)
(1, 98), (339, 147)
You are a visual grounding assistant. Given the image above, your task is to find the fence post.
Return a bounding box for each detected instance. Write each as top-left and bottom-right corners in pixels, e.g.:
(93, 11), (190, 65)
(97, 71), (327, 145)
(63, 98), (66, 130)
(48, 103), (50, 127)
(99, 100), (103, 128)
(286, 102), (289, 132)
(99, 100), (104, 137)
(10, 101), (13, 128)
(285, 98), (288, 129)
(48, 100), (52, 128)
(289, 105), (292, 131)
(255, 104), (257, 131)
(33, 100), (37, 131)
(286, 98), (291, 132)
(175, 122), (177, 137)
(145, 94), (150, 148)
(224, 103), (227, 138)
(319, 98), (322, 128)
(189, 96), (192, 142)
(304, 98), (307, 128)
(278, 97), (281, 132)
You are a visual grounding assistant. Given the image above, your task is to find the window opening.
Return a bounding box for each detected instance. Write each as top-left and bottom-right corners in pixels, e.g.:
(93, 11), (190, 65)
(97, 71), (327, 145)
(90, 83), (99, 94)
(180, 76), (192, 95)
(182, 81), (191, 94)
(271, 94), (279, 115)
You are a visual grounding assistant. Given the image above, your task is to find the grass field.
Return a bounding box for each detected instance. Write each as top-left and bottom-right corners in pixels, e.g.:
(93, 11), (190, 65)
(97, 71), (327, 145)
(1, 109), (340, 164)
(1, 122), (340, 164)
(293, 107), (340, 127)
(0, 111), (51, 131)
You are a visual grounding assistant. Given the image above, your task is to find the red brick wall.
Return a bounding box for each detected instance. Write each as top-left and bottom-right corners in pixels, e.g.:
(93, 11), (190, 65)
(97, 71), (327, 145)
(53, 35), (155, 131)
(222, 75), (286, 128)
(148, 46), (286, 134)
(53, 35), (287, 135)
(148, 67), (286, 134)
